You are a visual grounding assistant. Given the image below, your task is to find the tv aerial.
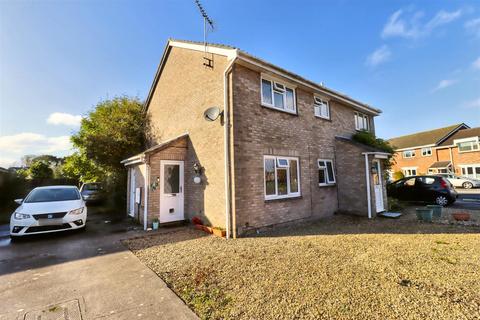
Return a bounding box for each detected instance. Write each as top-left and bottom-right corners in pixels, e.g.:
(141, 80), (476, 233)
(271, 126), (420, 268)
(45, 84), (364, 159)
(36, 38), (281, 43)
(194, 0), (215, 67)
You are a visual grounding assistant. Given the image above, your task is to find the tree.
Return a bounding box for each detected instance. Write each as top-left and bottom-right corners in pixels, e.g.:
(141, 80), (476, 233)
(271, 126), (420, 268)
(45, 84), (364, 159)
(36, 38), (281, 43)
(71, 96), (146, 172)
(28, 161), (53, 179)
(62, 152), (104, 183)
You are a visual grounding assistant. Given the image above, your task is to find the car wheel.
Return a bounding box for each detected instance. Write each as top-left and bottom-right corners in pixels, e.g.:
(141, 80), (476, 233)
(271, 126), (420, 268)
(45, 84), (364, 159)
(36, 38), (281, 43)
(462, 182), (473, 189)
(435, 195), (449, 206)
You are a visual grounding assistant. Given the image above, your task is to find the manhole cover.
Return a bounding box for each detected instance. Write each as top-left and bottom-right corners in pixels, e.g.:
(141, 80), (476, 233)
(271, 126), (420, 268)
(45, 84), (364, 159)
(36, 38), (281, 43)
(24, 299), (82, 320)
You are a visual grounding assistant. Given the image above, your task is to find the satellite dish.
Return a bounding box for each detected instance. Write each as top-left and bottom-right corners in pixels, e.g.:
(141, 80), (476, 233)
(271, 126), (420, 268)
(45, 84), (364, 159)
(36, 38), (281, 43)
(203, 107), (222, 121)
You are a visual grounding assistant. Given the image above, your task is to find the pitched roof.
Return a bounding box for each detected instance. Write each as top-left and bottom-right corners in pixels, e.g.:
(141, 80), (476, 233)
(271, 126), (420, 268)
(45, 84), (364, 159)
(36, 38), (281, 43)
(388, 123), (468, 149)
(144, 39), (381, 115)
(429, 161), (451, 169)
(439, 127), (480, 146)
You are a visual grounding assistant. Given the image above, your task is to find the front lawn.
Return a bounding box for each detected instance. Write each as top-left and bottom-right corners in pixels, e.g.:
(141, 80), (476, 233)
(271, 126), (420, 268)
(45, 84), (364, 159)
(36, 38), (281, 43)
(125, 216), (480, 320)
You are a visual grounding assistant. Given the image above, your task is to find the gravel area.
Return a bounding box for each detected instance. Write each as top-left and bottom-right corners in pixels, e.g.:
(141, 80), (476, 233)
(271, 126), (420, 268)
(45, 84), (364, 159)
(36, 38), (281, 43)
(125, 215), (480, 320)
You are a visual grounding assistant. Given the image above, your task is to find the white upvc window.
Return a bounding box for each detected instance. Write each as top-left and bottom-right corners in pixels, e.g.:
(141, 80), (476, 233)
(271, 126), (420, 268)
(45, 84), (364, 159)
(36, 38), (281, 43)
(264, 155), (301, 200)
(261, 77), (296, 114)
(403, 150), (416, 158)
(314, 96), (330, 119)
(455, 137), (480, 153)
(354, 112), (369, 131)
(460, 164), (480, 179)
(318, 159), (336, 186)
(421, 147), (432, 157)
(402, 167), (418, 177)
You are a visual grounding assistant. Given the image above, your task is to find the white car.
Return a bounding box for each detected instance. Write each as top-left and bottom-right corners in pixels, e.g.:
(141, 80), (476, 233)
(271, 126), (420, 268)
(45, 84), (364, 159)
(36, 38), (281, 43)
(436, 174), (480, 189)
(10, 185), (87, 238)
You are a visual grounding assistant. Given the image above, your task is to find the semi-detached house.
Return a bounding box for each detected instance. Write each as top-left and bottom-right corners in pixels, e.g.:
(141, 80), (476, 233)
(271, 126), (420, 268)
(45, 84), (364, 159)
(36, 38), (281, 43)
(121, 39), (390, 238)
(390, 123), (480, 179)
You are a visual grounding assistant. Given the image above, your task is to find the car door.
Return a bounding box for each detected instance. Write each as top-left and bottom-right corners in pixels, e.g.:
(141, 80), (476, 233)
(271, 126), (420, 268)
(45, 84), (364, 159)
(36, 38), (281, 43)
(416, 177), (436, 202)
(449, 175), (462, 187)
(399, 177), (417, 201)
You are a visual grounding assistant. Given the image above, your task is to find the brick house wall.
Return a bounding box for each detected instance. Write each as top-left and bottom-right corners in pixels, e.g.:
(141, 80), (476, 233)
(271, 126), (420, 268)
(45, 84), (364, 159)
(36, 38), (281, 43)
(231, 64), (378, 233)
(145, 46), (229, 227)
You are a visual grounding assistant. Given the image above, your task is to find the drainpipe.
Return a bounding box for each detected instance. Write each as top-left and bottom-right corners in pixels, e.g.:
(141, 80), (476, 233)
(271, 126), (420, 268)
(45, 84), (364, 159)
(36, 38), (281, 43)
(364, 153), (372, 219)
(223, 54), (238, 239)
(144, 159), (149, 231)
(449, 147), (454, 173)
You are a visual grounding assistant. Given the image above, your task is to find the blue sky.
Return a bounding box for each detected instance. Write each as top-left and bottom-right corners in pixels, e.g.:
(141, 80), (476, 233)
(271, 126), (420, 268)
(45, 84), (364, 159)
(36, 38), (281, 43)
(1, 0), (479, 167)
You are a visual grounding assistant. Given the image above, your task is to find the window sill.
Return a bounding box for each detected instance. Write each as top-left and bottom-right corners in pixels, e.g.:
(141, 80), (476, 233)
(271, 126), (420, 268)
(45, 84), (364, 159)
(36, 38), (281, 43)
(261, 103), (298, 116)
(319, 183), (336, 187)
(458, 150), (479, 153)
(315, 115), (331, 121)
(264, 195), (302, 202)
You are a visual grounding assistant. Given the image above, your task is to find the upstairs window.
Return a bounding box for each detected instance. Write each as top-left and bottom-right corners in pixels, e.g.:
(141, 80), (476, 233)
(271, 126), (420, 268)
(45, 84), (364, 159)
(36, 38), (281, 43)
(318, 159), (335, 186)
(456, 139), (479, 153)
(314, 96), (330, 119)
(264, 156), (300, 200)
(261, 78), (296, 114)
(421, 147), (432, 156)
(403, 150), (416, 158)
(354, 112), (369, 131)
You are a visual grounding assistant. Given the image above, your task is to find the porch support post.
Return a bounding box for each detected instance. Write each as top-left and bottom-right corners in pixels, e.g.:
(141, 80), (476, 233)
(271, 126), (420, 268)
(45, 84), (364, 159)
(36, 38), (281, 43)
(364, 153), (372, 219)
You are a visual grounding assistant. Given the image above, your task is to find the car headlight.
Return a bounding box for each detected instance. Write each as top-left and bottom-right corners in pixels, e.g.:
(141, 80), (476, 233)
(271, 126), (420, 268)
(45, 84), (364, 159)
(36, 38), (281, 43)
(69, 207), (84, 215)
(14, 212), (31, 220)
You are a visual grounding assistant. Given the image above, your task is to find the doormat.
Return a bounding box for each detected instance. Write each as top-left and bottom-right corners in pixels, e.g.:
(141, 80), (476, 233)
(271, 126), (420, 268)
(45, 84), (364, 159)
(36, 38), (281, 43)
(379, 212), (402, 219)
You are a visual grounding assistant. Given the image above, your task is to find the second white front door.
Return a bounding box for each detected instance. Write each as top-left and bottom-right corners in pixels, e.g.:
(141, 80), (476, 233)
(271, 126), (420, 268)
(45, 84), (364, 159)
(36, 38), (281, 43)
(373, 160), (385, 213)
(160, 160), (184, 223)
(129, 168), (136, 217)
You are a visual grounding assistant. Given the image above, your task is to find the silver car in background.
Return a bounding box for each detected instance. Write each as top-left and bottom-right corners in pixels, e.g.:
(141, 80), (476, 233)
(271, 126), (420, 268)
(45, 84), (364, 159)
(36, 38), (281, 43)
(436, 173), (480, 189)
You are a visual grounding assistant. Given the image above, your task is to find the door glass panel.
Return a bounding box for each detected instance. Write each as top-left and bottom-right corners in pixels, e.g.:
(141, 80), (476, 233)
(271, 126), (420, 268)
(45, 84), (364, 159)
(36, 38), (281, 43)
(164, 164), (180, 194)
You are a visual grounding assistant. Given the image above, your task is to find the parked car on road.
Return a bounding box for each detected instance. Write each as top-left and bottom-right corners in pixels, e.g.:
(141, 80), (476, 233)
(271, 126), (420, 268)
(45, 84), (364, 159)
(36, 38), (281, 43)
(435, 173), (480, 189)
(387, 175), (457, 206)
(10, 185), (87, 238)
(79, 182), (105, 204)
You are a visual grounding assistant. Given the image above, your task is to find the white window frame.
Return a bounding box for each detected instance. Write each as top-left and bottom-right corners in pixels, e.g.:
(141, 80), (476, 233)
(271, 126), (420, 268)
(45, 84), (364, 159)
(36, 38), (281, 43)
(314, 96), (330, 120)
(454, 137), (480, 153)
(264, 155), (301, 200)
(261, 76), (297, 115)
(402, 167), (418, 177)
(354, 112), (369, 131)
(318, 159), (336, 186)
(459, 164), (480, 179)
(403, 150), (416, 158)
(421, 147), (432, 157)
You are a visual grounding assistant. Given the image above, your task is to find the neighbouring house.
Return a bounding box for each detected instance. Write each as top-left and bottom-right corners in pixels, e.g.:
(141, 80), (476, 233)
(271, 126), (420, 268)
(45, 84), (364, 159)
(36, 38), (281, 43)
(389, 123), (480, 179)
(121, 39), (390, 237)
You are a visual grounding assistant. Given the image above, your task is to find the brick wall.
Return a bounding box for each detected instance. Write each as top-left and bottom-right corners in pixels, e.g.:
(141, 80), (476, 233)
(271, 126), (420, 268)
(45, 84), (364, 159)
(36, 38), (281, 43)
(231, 64), (377, 233)
(145, 46), (229, 228)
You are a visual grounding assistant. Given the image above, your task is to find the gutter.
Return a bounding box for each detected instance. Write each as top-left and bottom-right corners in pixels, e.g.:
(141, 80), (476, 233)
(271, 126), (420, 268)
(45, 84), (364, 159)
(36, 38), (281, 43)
(223, 53), (238, 239)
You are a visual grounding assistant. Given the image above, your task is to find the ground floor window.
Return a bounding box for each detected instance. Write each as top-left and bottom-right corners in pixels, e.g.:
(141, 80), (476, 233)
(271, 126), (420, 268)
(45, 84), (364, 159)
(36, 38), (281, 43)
(402, 167), (417, 177)
(318, 159), (335, 186)
(264, 155), (300, 200)
(460, 165), (480, 179)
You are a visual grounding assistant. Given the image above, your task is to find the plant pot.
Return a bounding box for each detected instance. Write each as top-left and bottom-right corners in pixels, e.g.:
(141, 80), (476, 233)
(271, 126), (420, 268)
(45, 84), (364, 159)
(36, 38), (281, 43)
(194, 224), (204, 231)
(416, 208), (433, 222)
(452, 212), (470, 221)
(212, 228), (226, 238)
(426, 205), (442, 219)
(152, 222), (159, 230)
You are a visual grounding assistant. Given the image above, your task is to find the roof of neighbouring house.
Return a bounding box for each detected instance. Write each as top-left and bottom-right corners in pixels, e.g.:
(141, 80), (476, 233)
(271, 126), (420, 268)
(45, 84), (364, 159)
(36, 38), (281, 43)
(429, 161), (452, 169)
(388, 123), (469, 150)
(438, 127), (480, 146)
(143, 39), (382, 115)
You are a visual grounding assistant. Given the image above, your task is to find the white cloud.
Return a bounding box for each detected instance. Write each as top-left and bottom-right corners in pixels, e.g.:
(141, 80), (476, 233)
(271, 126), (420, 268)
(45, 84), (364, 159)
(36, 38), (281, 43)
(0, 133), (73, 168)
(465, 17), (480, 37)
(382, 9), (462, 39)
(432, 79), (458, 92)
(47, 112), (82, 126)
(472, 57), (480, 70)
(366, 45), (391, 67)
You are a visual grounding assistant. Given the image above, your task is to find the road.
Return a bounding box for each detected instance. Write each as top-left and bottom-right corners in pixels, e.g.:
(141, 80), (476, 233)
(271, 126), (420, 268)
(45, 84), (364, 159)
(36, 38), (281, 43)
(0, 206), (197, 320)
(452, 189), (480, 210)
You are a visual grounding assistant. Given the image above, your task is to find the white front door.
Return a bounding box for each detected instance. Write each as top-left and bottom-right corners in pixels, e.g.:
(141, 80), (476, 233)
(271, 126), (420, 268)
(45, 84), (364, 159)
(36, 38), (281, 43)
(373, 160), (385, 213)
(129, 168), (136, 217)
(159, 160), (184, 223)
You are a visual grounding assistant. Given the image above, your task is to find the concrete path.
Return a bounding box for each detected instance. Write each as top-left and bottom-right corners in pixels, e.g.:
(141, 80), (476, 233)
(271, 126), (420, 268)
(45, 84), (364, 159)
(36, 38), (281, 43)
(0, 208), (198, 320)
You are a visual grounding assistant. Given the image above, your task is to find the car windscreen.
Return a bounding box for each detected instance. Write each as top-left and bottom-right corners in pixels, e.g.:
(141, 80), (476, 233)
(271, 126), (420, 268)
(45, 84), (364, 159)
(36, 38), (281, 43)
(83, 184), (101, 191)
(25, 188), (80, 203)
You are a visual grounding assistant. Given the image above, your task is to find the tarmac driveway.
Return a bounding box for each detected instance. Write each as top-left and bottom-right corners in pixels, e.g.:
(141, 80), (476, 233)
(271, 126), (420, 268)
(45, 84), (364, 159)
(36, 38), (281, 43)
(0, 207), (197, 320)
